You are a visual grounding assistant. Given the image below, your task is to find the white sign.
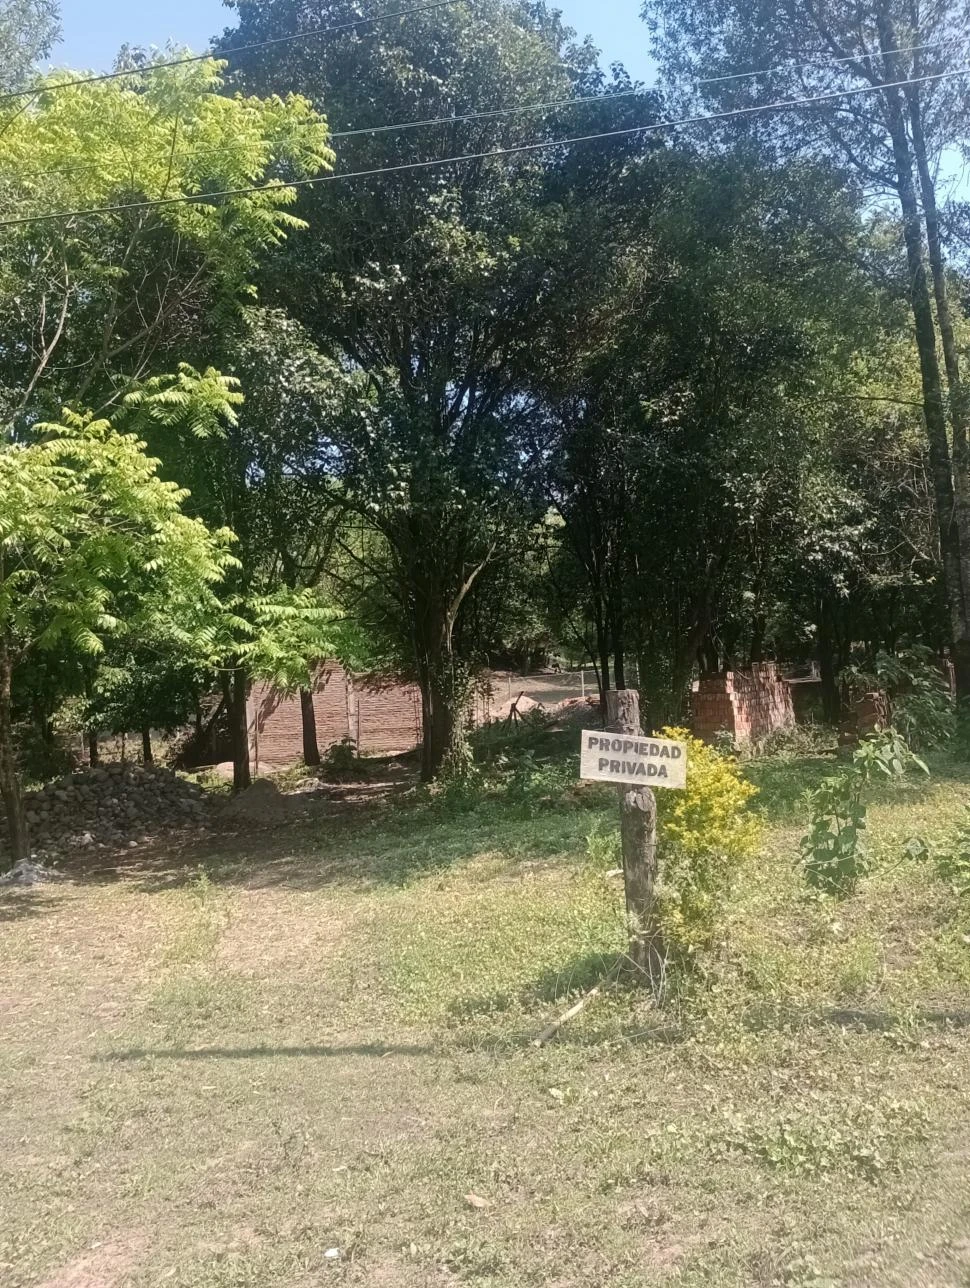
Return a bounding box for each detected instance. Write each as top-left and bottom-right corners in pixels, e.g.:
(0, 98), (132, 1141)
(580, 730), (687, 789)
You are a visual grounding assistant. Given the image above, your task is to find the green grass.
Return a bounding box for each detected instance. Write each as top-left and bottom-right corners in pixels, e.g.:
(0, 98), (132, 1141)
(2, 744), (970, 1286)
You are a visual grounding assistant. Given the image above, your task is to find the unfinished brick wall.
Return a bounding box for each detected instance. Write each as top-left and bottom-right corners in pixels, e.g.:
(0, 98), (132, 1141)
(248, 664), (423, 769)
(247, 667), (536, 769)
(691, 663), (795, 744)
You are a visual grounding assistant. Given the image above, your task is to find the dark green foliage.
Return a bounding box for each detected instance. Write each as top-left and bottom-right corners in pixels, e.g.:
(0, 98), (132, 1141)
(800, 730), (928, 897)
(843, 646), (955, 750)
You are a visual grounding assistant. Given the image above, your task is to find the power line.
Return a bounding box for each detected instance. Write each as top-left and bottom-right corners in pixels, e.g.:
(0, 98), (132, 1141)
(336, 86), (642, 136)
(4, 87), (645, 184)
(3, 64), (968, 230)
(698, 35), (968, 85)
(0, 0), (464, 105)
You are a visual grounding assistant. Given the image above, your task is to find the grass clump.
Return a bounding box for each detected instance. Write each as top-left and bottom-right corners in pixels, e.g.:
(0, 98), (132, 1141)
(718, 1096), (929, 1180)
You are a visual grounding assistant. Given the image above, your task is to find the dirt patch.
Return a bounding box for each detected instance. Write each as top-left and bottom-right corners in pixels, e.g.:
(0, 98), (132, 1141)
(37, 1237), (144, 1288)
(218, 778), (289, 822)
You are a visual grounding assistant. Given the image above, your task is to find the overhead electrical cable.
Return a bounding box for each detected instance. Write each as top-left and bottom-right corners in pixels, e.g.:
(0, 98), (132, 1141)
(2, 64), (968, 229)
(0, 0), (464, 104)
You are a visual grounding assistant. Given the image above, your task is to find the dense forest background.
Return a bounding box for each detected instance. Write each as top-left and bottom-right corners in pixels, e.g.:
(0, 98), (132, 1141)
(4, 0), (970, 860)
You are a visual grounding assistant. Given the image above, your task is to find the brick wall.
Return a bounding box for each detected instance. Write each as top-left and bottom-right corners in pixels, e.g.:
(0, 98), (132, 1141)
(248, 664), (423, 770)
(355, 680), (424, 755)
(691, 663), (795, 744)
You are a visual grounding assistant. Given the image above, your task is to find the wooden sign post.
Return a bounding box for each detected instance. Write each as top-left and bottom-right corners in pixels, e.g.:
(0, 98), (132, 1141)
(581, 690), (688, 988)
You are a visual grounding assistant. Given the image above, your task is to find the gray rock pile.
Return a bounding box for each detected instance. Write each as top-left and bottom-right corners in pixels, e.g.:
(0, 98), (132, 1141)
(22, 762), (208, 853)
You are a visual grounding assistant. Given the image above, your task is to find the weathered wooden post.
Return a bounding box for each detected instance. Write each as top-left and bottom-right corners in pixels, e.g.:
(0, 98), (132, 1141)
(605, 689), (665, 987)
(578, 696), (685, 993)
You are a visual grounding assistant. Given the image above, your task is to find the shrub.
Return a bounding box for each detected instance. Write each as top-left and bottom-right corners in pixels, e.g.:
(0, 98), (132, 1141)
(654, 727), (762, 962)
(800, 729), (927, 898)
(843, 646), (954, 749)
(321, 737), (365, 781)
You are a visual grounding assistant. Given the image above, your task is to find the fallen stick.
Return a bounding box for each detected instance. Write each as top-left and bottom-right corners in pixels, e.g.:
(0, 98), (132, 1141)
(532, 985), (602, 1047)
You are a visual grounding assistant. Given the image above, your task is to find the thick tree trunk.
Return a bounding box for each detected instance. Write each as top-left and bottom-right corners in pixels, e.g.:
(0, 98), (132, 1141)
(0, 641), (28, 870)
(86, 729), (100, 768)
(300, 687), (321, 766)
(226, 667), (251, 793)
(419, 650), (469, 782)
(141, 727), (154, 765)
(414, 592), (472, 783)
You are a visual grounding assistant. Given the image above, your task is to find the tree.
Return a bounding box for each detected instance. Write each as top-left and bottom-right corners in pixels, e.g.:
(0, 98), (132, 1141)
(0, 60), (343, 792)
(130, 314), (363, 787)
(0, 413), (234, 868)
(540, 147), (887, 724)
(0, 0), (59, 91)
(0, 58), (333, 433)
(219, 0), (654, 778)
(642, 0), (970, 694)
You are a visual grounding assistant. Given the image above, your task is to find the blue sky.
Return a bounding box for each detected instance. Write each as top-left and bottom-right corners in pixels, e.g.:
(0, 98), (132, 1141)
(55, 0), (655, 82)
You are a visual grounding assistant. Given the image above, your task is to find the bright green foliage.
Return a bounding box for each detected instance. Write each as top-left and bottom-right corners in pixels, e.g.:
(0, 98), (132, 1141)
(122, 365), (245, 441)
(0, 59), (332, 428)
(800, 730), (928, 898)
(227, 587), (362, 693)
(654, 728), (761, 960)
(0, 416), (234, 662)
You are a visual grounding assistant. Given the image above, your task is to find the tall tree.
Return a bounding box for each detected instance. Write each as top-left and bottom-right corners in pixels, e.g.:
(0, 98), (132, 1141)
(643, 0), (970, 693)
(0, 410), (235, 868)
(0, 59), (332, 433)
(219, 0), (653, 778)
(0, 0), (59, 91)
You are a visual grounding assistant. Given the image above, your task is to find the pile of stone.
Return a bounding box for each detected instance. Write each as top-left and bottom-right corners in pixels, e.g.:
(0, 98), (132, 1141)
(22, 762), (208, 854)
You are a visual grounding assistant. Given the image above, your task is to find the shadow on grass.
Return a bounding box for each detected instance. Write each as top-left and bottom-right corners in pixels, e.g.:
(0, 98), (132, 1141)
(745, 750), (960, 822)
(0, 890), (70, 921)
(443, 951), (624, 1027)
(98, 1041), (436, 1062)
(738, 999), (970, 1034)
(55, 788), (606, 895)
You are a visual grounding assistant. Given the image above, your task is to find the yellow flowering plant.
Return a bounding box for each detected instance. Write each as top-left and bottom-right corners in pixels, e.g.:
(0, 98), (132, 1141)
(654, 728), (762, 962)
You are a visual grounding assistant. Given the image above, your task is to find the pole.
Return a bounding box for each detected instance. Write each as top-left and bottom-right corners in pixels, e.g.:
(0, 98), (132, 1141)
(605, 689), (665, 989)
(581, 669), (586, 699)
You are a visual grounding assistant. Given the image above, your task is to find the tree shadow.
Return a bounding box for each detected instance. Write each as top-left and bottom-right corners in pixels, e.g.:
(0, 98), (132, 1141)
(442, 950), (623, 1028)
(97, 1041), (436, 1062)
(737, 999), (970, 1035)
(53, 784), (599, 895)
(0, 889), (69, 922)
(745, 750), (960, 822)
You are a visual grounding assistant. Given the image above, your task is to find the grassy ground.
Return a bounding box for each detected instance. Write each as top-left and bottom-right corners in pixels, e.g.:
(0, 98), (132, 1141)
(3, 737), (970, 1287)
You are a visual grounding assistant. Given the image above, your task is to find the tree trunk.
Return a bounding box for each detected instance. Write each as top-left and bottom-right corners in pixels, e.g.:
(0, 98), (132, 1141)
(141, 727), (154, 765)
(226, 667), (251, 793)
(300, 686), (321, 766)
(818, 597), (840, 725)
(86, 729), (100, 768)
(611, 590), (626, 690)
(749, 614), (766, 666)
(606, 689), (665, 987)
(419, 650), (469, 782)
(0, 639), (28, 871)
(879, 30), (970, 694)
(906, 92), (970, 694)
